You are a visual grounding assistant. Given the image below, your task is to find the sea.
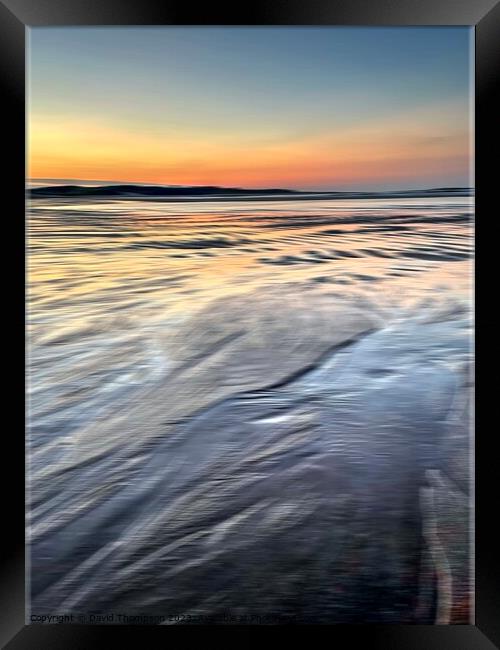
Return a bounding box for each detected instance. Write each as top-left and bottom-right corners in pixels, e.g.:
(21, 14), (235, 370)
(27, 191), (474, 624)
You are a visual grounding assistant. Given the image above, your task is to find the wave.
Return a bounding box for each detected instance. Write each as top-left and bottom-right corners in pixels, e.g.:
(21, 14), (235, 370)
(28, 289), (473, 624)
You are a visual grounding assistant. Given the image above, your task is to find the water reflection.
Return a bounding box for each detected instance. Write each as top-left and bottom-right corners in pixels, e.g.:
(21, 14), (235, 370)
(27, 195), (473, 624)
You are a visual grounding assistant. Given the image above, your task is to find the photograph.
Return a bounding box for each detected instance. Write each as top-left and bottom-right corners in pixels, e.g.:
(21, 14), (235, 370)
(26, 26), (474, 625)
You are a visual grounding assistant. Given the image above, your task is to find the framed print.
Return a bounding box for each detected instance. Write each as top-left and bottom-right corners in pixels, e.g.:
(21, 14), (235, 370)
(1, 0), (499, 647)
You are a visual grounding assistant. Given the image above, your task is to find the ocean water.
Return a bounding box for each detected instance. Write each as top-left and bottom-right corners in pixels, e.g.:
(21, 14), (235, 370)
(27, 194), (474, 624)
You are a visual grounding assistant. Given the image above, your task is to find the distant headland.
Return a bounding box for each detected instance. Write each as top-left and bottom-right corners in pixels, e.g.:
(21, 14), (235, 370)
(28, 184), (474, 200)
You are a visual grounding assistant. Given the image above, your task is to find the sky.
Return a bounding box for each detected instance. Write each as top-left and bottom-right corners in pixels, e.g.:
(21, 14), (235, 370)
(28, 27), (473, 191)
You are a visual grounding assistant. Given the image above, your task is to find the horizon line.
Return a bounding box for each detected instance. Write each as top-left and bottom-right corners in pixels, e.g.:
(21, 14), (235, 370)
(28, 180), (474, 194)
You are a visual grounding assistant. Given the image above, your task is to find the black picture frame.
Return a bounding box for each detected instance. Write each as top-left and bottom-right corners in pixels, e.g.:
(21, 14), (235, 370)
(1, 0), (498, 647)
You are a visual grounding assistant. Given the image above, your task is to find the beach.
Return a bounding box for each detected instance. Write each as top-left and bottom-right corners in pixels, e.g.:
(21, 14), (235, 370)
(27, 192), (474, 623)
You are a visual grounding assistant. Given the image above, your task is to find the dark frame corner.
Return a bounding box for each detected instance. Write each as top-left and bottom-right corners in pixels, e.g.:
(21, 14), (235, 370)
(2, 0), (499, 647)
